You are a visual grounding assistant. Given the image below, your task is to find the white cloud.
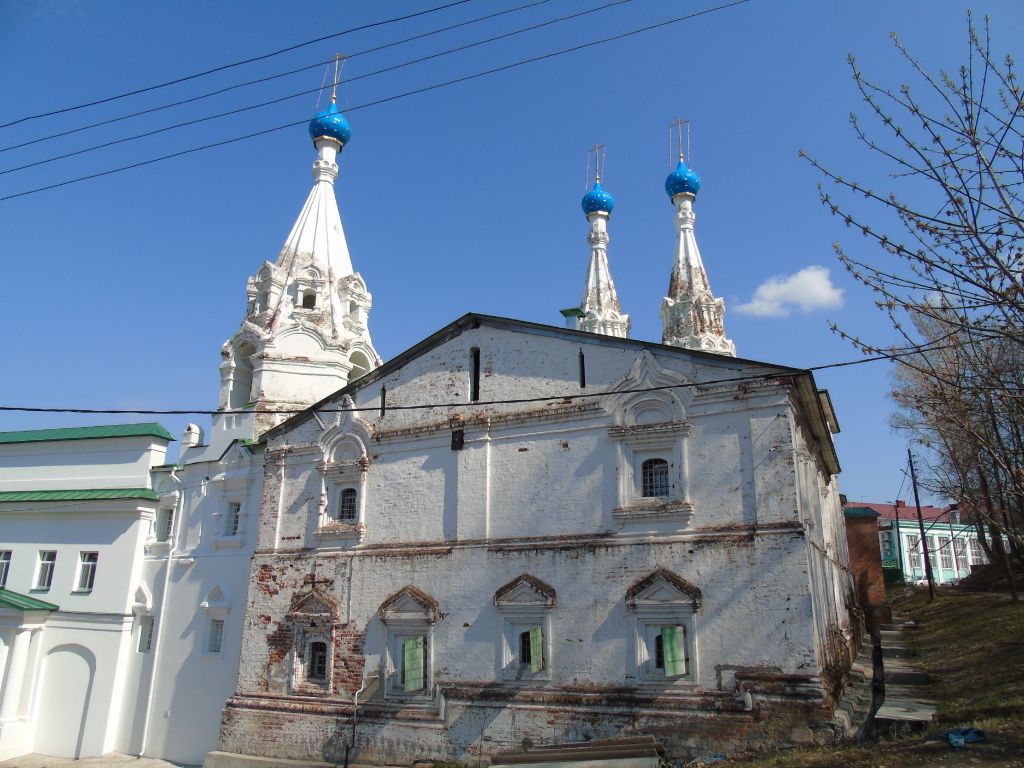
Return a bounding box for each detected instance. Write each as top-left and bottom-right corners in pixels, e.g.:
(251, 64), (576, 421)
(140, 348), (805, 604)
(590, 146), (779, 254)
(735, 265), (844, 318)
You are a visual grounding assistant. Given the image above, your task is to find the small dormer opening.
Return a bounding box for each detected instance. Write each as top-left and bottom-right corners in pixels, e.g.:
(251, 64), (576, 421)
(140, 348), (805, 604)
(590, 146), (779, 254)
(470, 347), (481, 402)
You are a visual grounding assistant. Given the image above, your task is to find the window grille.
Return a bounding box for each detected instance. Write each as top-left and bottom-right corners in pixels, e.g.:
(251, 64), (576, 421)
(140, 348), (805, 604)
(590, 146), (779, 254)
(208, 619), (225, 654)
(641, 458), (670, 498)
(36, 551), (56, 590)
(77, 552), (98, 591)
(309, 641), (328, 681)
(225, 502), (241, 537)
(0, 551), (9, 588)
(339, 488), (357, 522)
(157, 508), (175, 542)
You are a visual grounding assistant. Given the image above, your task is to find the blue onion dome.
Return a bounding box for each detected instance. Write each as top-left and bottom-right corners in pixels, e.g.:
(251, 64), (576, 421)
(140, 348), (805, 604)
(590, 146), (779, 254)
(665, 159), (701, 198)
(308, 101), (352, 145)
(581, 181), (615, 215)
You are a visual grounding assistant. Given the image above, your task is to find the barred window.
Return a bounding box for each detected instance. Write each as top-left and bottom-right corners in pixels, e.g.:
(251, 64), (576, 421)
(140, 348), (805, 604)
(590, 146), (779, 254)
(309, 641), (328, 681)
(641, 459), (670, 498)
(338, 488), (357, 522)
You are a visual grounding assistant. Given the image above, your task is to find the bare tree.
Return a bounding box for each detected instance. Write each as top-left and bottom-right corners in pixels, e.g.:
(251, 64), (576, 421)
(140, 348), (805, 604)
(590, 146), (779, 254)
(802, 13), (1023, 596)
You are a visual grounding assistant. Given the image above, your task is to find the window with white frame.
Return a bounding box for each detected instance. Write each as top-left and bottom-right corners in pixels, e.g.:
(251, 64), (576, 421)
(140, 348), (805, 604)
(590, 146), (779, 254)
(138, 616), (155, 652)
(608, 416), (690, 520)
(207, 618), (225, 654)
(907, 535), (922, 570)
(76, 552), (98, 591)
(156, 506), (175, 542)
(879, 533), (893, 559)
(0, 551), (10, 588)
(379, 587), (437, 700)
(494, 574), (554, 681)
(625, 568), (701, 685)
(35, 550), (56, 590)
(938, 536), (953, 570)
(954, 538), (968, 572)
(969, 538), (986, 564)
(224, 501), (241, 537)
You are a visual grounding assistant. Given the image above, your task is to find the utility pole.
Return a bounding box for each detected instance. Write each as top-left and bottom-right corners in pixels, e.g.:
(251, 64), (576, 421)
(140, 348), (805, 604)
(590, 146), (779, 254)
(908, 449), (936, 601)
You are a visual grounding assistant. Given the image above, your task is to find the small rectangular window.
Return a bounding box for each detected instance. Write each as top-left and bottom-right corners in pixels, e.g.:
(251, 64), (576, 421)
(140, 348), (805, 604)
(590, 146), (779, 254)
(0, 551), (10, 588)
(139, 616), (155, 653)
(36, 551), (56, 590)
(157, 507), (175, 542)
(224, 502), (241, 537)
(641, 458), (670, 498)
(208, 618), (225, 654)
(77, 552), (98, 591)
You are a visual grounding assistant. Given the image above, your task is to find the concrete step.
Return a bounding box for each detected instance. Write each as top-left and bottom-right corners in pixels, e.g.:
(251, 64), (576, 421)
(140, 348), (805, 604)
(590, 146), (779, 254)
(875, 697), (938, 724)
(883, 659), (930, 685)
(879, 620), (918, 632)
(881, 644), (918, 659)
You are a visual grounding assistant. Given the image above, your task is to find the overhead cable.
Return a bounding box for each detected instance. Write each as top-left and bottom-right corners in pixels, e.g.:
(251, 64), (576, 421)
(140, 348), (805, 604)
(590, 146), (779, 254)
(0, 0), (476, 130)
(0, 0), (633, 177)
(0, 0), (751, 202)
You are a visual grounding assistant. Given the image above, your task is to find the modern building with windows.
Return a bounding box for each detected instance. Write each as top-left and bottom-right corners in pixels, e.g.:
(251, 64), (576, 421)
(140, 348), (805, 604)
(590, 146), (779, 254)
(846, 500), (990, 584)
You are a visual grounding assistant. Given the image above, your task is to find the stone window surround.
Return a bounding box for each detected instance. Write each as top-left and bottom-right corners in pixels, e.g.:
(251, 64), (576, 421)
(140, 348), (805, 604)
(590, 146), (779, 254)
(626, 569), (702, 687)
(609, 421), (693, 523)
(494, 575), (555, 682)
(316, 458), (368, 542)
(379, 587), (438, 705)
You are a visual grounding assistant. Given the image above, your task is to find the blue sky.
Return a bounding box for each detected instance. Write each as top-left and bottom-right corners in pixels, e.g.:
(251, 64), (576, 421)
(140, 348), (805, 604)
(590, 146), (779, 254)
(1, 0), (1020, 504)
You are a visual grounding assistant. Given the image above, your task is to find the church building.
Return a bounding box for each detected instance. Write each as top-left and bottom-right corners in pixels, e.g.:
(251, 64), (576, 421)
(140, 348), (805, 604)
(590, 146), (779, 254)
(206, 107), (861, 765)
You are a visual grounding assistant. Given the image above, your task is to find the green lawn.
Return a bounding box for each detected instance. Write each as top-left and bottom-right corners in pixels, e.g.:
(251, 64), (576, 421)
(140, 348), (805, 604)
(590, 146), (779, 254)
(723, 587), (1024, 768)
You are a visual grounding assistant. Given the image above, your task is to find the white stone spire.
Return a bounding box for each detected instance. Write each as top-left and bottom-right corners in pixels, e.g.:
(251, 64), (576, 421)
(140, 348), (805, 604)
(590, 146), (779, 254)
(660, 160), (735, 356)
(217, 101), (381, 437)
(573, 174), (629, 338)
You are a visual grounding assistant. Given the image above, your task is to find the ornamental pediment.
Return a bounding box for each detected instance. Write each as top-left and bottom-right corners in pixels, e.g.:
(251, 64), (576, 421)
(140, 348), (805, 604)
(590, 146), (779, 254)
(379, 586), (438, 623)
(626, 568), (702, 610)
(287, 588), (338, 620)
(494, 574), (556, 608)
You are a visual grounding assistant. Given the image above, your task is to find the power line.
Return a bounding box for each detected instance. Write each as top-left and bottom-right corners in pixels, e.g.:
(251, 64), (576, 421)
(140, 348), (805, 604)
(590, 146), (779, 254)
(0, 0), (476, 130)
(0, 0), (632, 178)
(0, 0), (751, 203)
(0, 0), (555, 156)
(0, 343), (958, 417)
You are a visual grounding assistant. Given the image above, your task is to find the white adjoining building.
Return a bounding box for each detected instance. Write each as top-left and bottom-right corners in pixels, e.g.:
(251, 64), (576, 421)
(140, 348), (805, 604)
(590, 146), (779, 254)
(0, 95), (379, 765)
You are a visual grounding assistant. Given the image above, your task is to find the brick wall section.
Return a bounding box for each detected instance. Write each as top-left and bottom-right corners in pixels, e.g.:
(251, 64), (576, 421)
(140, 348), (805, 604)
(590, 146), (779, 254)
(843, 512), (889, 628)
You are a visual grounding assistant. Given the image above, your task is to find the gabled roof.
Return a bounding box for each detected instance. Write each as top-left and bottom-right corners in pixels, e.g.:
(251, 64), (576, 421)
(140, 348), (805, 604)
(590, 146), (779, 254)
(0, 588), (58, 612)
(0, 423), (174, 445)
(0, 488), (159, 503)
(264, 312), (839, 473)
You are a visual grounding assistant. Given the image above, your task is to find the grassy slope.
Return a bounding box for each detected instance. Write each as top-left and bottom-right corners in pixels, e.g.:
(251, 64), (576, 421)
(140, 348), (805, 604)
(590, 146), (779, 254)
(723, 587), (1024, 768)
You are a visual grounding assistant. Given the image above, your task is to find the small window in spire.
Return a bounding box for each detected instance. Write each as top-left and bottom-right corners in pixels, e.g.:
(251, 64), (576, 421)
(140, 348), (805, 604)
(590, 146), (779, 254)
(302, 292), (317, 309)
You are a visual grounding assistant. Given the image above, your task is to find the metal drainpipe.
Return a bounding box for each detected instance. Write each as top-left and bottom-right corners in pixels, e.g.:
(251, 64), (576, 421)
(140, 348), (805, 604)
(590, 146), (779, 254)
(140, 469), (185, 756)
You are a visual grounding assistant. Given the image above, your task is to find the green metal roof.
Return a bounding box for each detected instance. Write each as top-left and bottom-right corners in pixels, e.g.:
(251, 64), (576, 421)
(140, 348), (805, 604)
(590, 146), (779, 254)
(844, 506), (881, 518)
(0, 423), (174, 445)
(0, 588), (58, 612)
(0, 488), (159, 503)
